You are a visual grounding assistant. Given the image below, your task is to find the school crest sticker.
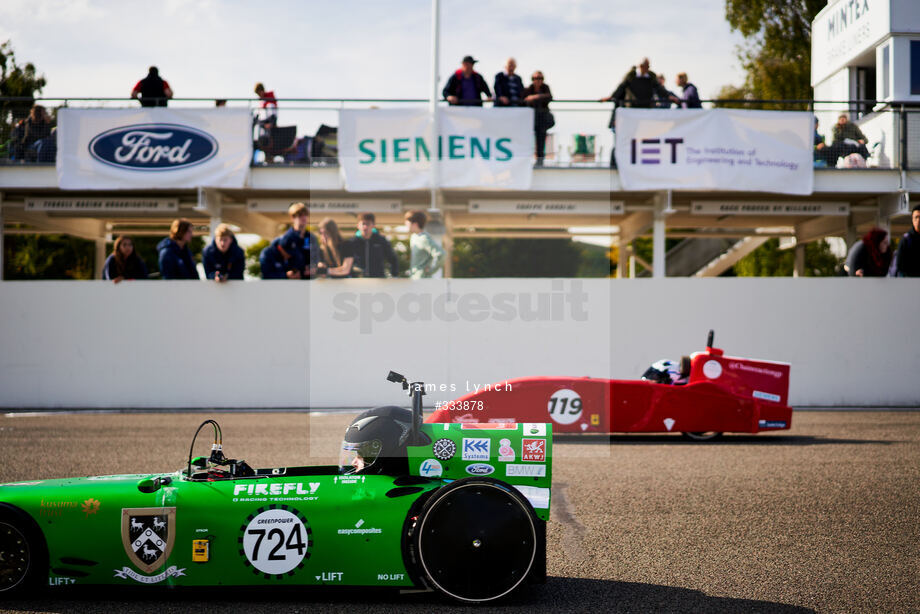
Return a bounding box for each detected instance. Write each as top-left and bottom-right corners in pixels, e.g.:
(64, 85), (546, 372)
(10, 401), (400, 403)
(120, 507), (176, 574)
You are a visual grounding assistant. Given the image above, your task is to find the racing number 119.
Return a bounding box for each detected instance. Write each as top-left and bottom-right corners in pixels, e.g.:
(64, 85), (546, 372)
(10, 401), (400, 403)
(247, 525), (306, 561)
(548, 396), (581, 415)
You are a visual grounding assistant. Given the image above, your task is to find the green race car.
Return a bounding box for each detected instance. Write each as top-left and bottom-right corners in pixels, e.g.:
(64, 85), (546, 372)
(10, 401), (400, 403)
(0, 372), (552, 603)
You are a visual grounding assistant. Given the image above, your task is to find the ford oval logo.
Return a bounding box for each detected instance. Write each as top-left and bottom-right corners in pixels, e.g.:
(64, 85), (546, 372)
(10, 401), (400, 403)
(465, 463), (494, 476)
(89, 123), (218, 171)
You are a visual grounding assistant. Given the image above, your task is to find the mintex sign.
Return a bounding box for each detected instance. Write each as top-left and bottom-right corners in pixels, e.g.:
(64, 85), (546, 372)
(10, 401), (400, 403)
(338, 108), (534, 192)
(811, 0), (889, 85)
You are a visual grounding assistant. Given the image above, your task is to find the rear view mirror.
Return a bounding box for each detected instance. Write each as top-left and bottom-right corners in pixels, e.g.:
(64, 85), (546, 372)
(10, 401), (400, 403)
(137, 478), (160, 494)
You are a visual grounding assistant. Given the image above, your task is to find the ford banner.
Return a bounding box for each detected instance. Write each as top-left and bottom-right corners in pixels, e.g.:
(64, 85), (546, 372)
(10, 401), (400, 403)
(338, 107), (535, 192)
(57, 109), (252, 189)
(614, 108), (814, 195)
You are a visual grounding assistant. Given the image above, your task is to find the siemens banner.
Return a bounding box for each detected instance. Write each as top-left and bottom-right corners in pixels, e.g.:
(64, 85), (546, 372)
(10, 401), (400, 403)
(338, 107), (534, 191)
(615, 108), (814, 195)
(57, 108), (252, 190)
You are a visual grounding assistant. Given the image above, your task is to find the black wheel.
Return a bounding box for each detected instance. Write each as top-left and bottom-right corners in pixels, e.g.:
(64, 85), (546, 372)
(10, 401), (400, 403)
(414, 477), (538, 603)
(0, 506), (45, 596)
(682, 431), (723, 441)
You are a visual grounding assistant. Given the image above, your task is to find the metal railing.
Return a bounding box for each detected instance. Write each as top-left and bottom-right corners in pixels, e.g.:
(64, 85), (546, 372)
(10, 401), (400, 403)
(2, 96), (919, 169)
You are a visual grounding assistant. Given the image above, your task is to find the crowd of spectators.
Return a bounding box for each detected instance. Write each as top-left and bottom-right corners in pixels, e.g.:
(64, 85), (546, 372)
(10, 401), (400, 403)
(814, 113), (872, 168)
(253, 204), (440, 280)
(0, 59), (892, 171)
(443, 56), (557, 164)
(100, 204), (449, 282)
(841, 204), (920, 277)
(100, 202), (918, 282)
(8, 104), (56, 162)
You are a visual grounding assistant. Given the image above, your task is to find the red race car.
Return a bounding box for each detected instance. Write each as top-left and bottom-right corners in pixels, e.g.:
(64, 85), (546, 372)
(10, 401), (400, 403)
(427, 331), (792, 441)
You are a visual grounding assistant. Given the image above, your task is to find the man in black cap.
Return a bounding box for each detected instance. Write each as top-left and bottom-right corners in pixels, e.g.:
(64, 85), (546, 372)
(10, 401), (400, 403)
(442, 55), (492, 106)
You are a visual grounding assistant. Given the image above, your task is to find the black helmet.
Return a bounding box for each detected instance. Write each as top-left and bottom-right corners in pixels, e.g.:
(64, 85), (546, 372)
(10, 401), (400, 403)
(340, 406), (413, 475)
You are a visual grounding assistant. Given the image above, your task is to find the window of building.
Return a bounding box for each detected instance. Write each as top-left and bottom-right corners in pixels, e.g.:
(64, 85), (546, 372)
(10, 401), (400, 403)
(881, 44), (890, 99)
(856, 67), (876, 117)
(912, 41), (920, 95)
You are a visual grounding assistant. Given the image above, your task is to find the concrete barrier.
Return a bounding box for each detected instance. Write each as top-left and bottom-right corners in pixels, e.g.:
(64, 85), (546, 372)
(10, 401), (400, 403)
(0, 279), (917, 408)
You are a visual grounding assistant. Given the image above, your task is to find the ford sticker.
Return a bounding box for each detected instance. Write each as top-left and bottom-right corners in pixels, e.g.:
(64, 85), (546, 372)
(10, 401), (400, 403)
(465, 463), (495, 476)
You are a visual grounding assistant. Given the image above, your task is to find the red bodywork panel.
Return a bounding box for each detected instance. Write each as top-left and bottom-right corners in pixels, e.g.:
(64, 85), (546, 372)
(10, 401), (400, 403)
(426, 346), (792, 435)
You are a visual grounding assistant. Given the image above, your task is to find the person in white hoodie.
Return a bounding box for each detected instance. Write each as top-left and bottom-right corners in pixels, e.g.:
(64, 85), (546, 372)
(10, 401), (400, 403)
(404, 210), (445, 279)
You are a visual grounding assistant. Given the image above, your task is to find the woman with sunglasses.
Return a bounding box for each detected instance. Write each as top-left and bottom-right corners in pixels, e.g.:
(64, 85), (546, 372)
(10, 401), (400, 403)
(523, 72), (554, 166)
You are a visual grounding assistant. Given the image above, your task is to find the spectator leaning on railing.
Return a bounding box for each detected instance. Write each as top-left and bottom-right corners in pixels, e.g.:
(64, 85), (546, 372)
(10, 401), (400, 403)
(131, 66), (172, 107)
(157, 219), (200, 280)
(315, 218), (355, 279)
(844, 228), (891, 277)
(254, 82), (278, 135)
(813, 117), (836, 167)
(523, 71), (554, 166)
(889, 204), (920, 277)
(203, 224), (245, 282)
(11, 105), (53, 162)
(259, 237), (292, 280)
(443, 55), (492, 106)
(348, 213), (398, 278)
(494, 58), (524, 107)
(831, 113), (870, 163)
(676, 73), (702, 108)
(601, 58), (679, 111)
(277, 202), (318, 279)
(600, 57), (679, 167)
(102, 235), (148, 283)
(655, 75), (675, 108)
(405, 211), (445, 279)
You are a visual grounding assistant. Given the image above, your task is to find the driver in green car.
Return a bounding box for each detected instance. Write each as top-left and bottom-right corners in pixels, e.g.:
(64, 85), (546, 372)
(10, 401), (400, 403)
(340, 406), (415, 475)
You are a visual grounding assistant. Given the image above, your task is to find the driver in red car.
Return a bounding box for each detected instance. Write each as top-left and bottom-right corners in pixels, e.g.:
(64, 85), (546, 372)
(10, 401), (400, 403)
(641, 357), (690, 385)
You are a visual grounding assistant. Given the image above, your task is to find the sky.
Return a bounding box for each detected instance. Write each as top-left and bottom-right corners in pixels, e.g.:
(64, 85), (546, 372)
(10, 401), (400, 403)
(0, 0), (747, 104)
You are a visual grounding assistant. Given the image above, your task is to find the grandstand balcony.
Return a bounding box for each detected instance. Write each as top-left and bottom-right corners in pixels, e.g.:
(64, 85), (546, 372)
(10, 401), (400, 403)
(1, 97), (918, 278)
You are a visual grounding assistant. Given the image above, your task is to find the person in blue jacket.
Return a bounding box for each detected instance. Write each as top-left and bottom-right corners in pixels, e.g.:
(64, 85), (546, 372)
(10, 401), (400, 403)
(277, 202), (318, 279)
(102, 235), (148, 283)
(260, 237), (289, 279)
(203, 223), (245, 281)
(157, 218), (200, 279)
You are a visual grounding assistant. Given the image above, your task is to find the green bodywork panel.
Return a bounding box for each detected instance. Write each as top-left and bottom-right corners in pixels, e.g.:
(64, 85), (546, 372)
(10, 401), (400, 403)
(0, 423), (551, 590)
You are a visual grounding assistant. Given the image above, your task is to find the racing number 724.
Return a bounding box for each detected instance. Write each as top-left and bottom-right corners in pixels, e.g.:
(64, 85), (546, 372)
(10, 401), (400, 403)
(247, 525), (306, 560)
(548, 397), (581, 415)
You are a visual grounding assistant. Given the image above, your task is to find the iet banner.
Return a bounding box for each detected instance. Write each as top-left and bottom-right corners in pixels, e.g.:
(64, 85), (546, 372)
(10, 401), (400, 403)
(57, 108), (252, 190)
(615, 108), (814, 195)
(338, 107), (534, 191)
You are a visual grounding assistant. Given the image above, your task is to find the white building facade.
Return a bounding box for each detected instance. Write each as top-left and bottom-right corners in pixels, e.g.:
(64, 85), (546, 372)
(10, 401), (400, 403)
(812, 0), (920, 169)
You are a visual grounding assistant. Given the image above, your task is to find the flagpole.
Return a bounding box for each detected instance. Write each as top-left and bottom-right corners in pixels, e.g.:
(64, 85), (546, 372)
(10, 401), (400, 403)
(429, 0), (440, 213)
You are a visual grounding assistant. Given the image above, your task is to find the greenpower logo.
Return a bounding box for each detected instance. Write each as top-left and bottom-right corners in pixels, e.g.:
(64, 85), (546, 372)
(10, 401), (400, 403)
(358, 136), (513, 164)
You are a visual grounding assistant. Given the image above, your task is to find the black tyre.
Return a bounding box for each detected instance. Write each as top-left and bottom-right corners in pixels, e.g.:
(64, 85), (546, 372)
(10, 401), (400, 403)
(0, 505), (46, 596)
(414, 477), (538, 603)
(682, 431), (723, 441)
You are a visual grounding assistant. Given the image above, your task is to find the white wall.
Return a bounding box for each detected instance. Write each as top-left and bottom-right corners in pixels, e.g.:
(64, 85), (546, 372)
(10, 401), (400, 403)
(1, 279), (918, 409)
(857, 111), (897, 168)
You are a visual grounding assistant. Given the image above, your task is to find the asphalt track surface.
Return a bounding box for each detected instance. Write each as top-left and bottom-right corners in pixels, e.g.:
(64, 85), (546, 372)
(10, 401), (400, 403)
(0, 410), (917, 613)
